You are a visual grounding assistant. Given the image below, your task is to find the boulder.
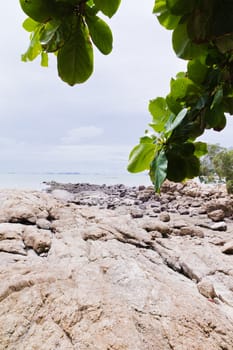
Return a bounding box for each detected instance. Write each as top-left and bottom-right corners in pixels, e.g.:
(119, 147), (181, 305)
(207, 209), (225, 222)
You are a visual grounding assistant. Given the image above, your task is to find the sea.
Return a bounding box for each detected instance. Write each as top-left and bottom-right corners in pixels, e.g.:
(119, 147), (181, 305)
(0, 172), (152, 191)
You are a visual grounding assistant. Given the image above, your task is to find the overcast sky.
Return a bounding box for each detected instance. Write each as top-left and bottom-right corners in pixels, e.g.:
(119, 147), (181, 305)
(1, 1), (233, 174)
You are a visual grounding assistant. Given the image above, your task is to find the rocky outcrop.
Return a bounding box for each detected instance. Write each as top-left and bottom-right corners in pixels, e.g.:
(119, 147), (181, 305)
(1, 183), (233, 349)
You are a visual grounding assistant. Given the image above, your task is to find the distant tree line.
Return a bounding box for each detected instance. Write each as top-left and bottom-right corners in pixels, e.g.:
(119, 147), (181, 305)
(199, 144), (233, 193)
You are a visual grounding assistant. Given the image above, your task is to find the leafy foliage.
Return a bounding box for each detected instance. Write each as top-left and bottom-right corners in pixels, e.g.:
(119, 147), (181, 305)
(127, 0), (233, 191)
(19, 0), (233, 190)
(20, 0), (120, 85)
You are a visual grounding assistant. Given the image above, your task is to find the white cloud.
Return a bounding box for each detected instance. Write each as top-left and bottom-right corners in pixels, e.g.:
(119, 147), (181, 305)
(61, 126), (104, 145)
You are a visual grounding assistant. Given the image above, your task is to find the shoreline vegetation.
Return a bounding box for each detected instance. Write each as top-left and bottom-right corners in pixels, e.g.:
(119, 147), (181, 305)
(1, 180), (233, 348)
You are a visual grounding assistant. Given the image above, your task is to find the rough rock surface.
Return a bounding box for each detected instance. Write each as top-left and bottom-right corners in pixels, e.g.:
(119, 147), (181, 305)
(1, 181), (233, 349)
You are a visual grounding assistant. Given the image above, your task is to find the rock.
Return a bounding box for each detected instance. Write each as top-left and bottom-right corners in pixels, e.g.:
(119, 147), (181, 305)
(1, 187), (233, 349)
(159, 212), (170, 222)
(0, 223), (23, 240)
(178, 207), (190, 215)
(22, 227), (52, 255)
(222, 240), (233, 254)
(210, 222), (227, 231)
(140, 218), (170, 236)
(130, 209), (144, 219)
(51, 189), (75, 202)
(207, 209), (225, 222)
(0, 240), (27, 256)
(197, 279), (217, 299)
(36, 218), (51, 230)
(178, 226), (204, 238)
(205, 199), (233, 217)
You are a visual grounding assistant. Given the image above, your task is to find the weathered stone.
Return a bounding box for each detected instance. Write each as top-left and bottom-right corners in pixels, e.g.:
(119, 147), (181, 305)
(0, 240), (26, 256)
(36, 218), (52, 230)
(130, 209), (144, 219)
(0, 223), (23, 240)
(22, 227), (52, 254)
(1, 186), (233, 350)
(205, 199), (233, 217)
(222, 240), (233, 254)
(159, 212), (170, 222)
(179, 226), (204, 238)
(208, 209), (225, 222)
(210, 222), (227, 231)
(140, 218), (171, 236)
(197, 279), (217, 299)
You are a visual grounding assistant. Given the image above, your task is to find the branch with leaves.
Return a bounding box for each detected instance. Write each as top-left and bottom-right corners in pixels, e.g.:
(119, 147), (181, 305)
(20, 0), (120, 85)
(128, 0), (233, 191)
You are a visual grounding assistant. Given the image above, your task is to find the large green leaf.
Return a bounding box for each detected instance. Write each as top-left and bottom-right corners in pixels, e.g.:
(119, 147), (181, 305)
(86, 15), (113, 55)
(57, 17), (93, 85)
(172, 23), (206, 59)
(170, 77), (196, 100)
(157, 10), (180, 30)
(150, 149), (168, 192)
(165, 108), (187, 134)
(148, 97), (171, 132)
(127, 143), (156, 173)
(94, 0), (121, 18)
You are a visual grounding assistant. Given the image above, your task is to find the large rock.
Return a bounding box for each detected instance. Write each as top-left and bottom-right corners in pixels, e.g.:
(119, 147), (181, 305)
(0, 188), (233, 350)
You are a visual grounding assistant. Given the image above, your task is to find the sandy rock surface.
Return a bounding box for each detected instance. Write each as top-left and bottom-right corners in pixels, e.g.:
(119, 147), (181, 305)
(1, 181), (233, 349)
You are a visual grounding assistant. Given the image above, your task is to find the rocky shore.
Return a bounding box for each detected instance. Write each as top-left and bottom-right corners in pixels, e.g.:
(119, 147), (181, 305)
(1, 180), (233, 349)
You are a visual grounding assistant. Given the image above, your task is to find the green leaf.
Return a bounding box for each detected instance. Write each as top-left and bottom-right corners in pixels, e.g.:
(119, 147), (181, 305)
(39, 21), (60, 45)
(94, 0), (121, 18)
(150, 149), (168, 192)
(194, 142), (207, 157)
(153, 0), (166, 14)
(172, 23), (206, 59)
(139, 135), (155, 144)
(86, 15), (113, 55)
(205, 105), (226, 130)
(21, 26), (43, 62)
(188, 59), (208, 85)
(166, 94), (182, 114)
(165, 108), (187, 134)
(185, 155), (200, 178)
(166, 0), (195, 16)
(157, 10), (180, 30)
(127, 143), (156, 173)
(22, 17), (39, 32)
(170, 77), (196, 100)
(41, 51), (48, 66)
(210, 88), (223, 110)
(166, 151), (187, 182)
(57, 17), (94, 85)
(148, 97), (171, 132)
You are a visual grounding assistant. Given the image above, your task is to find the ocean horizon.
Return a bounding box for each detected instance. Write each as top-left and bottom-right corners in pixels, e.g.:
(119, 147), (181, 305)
(0, 171), (152, 191)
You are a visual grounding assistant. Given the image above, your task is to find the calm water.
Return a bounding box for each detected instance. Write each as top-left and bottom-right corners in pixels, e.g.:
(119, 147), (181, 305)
(0, 172), (152, 190)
